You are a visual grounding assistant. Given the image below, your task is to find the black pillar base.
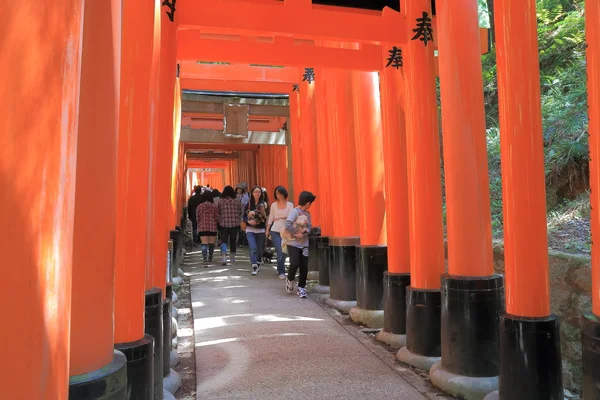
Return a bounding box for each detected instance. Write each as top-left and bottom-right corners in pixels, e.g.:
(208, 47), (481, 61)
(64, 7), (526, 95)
(170, 229), (180, 269)
(441, 274), (504, 377)
(356, 245), (387, 310)
(582, 312), (600, 400)
(406, 287), (441, 357)
(145, 288), (164, 400)
(317, 237), (331, 287)
(163, 299), (172, 378)
(498, 314), (563, 400)
(165, 282), (173, 301)
(383, 272), (411, 335)
(115, 335), (154, 400)
(69, 350), (127, 399)
(328, 237), (360, 301)
(308, 233), (321, 272)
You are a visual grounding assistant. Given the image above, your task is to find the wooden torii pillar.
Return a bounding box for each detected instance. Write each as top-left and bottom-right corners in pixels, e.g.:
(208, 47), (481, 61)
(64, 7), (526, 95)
(430, 0), (504, 397)
(2, 2), (85, 398)
(582, 0), (600, 398)
(485, 1), (562, 399)
(68, 1), (129, 398)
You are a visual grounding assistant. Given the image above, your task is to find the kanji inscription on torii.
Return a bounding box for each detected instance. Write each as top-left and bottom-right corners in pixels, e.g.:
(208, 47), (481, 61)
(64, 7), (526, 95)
(302, 68), (315, 84)
(411, 11), (434, 46)
(162, 0), (176, 22)
(386, 46), (403, 69)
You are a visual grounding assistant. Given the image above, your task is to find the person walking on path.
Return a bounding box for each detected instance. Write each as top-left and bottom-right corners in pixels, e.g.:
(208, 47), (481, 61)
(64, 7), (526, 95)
(243, 186), (268, 275)
(285, 191), (316, 298)
(188, 186), (203, 246)
(217, 185), (242, 265)
(265, 186), (294, 279)
(196, 190), (219, 266)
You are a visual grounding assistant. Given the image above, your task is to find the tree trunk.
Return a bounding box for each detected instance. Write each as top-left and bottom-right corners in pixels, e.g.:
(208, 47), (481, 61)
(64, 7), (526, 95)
(486, 0), (495, 44)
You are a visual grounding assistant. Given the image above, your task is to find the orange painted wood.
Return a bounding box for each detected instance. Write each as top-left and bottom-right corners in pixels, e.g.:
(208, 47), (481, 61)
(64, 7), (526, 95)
(289, 91), (305, 198)
(299, 80), (320, 225)
(179, 61), (299, 83)
(146, 0), (164, 292)
(404, 0), (445, 289)
(314, 70), (334, 237)
(437, 0), (493, 277)
(70, 0), (121, 375)
(177, 0), (406, 44)
(1, 2), (84, 397)
(177, 33), (383, 71)
(181, 78), (293, 94)
(170, 79), (183, 229)
(495, 0), (550, 317)
(351, 71), (387, 246)
(183, 116), (284, 132)
(587, 0), (600, 316)
(115, 0), (158, 344)
(324, 69), (360, 237)
(150, 3), (178, 296)
(380, 60), (410, 273)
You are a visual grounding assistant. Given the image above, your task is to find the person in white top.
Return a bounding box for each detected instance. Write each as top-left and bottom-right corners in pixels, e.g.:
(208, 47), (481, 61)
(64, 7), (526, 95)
(265, 186), (294, 279)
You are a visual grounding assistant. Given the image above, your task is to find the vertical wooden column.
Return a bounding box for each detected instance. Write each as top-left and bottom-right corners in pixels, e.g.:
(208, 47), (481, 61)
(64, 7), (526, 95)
(314, 73), (335, 289)
(323, 67), (361, 306)
(351, 71), (386, 246)
(488, 1), (562, 399)
(379, 48), (412, 340)
(315, 75), (334, 238)
(69, 0), (127, 397)
(430, 0), (504, 392)
(299, 79), (320, 226)
(2, 2), (84, 398)
(348, 70), (388, 324)
(146, 0), (163, 292)
(289, 90), (304, 200)
(113, 0), (158, 397)
(170, 79), (183, 229)
(326, 71), (360, 238)
(582, 1), (600, 399)
(397, 0), (445, 368)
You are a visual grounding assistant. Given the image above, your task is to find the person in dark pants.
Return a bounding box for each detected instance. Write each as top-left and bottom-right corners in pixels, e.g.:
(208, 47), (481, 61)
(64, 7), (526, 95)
(217, 186), (242, 265)
(187, 186), (203, 245)
(285, 191), (315, 299)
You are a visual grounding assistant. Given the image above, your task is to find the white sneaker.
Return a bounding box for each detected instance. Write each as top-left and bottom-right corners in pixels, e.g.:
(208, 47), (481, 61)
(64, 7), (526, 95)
(278, 274), (286, 280)
(297, 287), (307, 298)
(285, 277), (294, 293)
(252, 264), (258, 275)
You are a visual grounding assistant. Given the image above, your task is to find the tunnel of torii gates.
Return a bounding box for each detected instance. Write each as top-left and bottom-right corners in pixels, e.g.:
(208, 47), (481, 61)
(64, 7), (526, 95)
(2, 0), (600, 399)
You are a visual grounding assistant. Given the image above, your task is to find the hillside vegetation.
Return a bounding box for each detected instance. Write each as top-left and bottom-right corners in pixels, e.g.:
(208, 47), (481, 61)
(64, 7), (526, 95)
(470, 0), (590, 254)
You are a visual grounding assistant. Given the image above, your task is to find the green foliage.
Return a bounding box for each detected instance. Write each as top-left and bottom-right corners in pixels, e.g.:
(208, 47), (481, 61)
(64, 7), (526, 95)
(481, 0), (588, 227)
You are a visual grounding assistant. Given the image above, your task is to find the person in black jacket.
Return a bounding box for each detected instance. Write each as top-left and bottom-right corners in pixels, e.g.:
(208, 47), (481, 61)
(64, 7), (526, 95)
(187, 186), (203, 245)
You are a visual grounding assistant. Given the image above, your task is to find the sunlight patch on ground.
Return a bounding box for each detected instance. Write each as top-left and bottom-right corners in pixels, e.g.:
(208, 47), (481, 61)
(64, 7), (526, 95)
(195, 333), (307, 348)
(193, 313), (324, 331)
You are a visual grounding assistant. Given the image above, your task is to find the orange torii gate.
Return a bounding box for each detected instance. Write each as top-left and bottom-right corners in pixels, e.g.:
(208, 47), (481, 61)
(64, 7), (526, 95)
(3, 1), (600, 400)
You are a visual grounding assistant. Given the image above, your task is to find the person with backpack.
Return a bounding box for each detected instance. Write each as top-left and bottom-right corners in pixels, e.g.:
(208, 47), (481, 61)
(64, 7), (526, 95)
(284, 191), (316, 298)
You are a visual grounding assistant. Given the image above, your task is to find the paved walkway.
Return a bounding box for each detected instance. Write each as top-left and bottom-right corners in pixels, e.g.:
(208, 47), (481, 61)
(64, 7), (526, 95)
(184, 249), (440, 400)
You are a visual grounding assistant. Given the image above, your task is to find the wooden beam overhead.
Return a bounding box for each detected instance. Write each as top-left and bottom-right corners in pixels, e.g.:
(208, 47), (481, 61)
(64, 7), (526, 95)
(184, 143), (260, 151)
(179, 61), (300, 83)
(181, 100), (289, 117)
(177, 33), (383, 71)
(180, 78), (294, 94)
(177, 0), (406, 44)
(181, 128), (287, 145)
